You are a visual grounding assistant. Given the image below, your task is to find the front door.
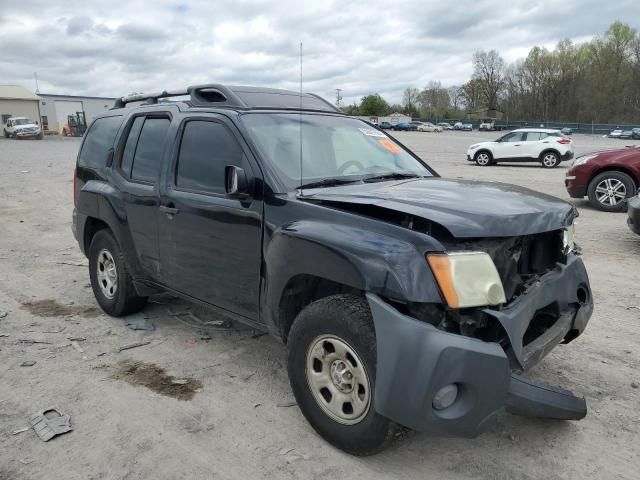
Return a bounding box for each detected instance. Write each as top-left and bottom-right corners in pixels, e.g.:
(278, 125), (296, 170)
(492, 131), (526, 159)
(158, 115), (263, 321)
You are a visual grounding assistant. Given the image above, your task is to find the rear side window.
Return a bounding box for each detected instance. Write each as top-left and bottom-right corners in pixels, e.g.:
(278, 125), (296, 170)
(130, 118), (171, 183)
(526, 132), (548, 141)
(78, 116), (123, 168)
(175, 120), (243, 194)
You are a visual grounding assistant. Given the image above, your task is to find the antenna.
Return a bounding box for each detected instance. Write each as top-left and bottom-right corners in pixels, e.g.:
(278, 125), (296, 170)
(335, 88), (342, 108)
(34, 72), (40, 94)
(298, 42), (304, 196)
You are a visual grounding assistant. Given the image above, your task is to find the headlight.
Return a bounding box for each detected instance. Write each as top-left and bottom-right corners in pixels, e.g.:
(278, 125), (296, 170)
(427, 252), (506, 308)
(563, 222), (576, 253)
(573, 154), (597, 166)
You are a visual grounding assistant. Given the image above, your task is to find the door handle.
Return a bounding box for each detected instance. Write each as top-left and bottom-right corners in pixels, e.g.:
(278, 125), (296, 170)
(514, 144), (521, 146)
(160, 205), (180, 216)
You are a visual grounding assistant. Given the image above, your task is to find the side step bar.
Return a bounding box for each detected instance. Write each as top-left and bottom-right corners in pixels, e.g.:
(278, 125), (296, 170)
(505, 374), (587, 420)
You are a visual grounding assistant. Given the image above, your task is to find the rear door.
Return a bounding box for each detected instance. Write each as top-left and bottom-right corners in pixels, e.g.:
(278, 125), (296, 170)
(522, 131), (546, 158)
(112, 111), (173, 278)
(158, 114), (263, 320)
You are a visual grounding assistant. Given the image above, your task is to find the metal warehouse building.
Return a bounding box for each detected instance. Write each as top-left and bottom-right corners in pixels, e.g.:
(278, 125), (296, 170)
(0, 85), (41, 127)
(38, 94), (116, 134)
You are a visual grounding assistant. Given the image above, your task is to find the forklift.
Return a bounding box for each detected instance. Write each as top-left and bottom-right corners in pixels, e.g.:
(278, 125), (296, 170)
(62, 112), (87, 137)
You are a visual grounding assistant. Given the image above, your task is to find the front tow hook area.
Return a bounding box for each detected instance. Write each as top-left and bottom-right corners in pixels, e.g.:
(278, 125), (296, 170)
(505, 374), (587, 420)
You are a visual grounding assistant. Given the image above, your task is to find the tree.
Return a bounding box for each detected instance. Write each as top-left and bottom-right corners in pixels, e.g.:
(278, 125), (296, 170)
(472, 49), (505, 110)
(460, 79), (484, 113)
(402, 87), (420, 116)
(358, 94), (390, 116)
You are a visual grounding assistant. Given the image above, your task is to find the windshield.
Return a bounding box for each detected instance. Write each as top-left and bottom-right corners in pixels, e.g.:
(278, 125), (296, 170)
(14, 118), (32, 126)
(240, 113), (431, 190)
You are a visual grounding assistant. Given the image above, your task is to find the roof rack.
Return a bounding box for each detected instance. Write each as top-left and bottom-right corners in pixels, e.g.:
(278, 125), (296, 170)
(113, 84), (342, 113)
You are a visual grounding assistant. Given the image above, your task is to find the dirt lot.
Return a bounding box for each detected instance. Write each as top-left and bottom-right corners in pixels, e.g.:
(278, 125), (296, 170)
(1, 132), (639, 479)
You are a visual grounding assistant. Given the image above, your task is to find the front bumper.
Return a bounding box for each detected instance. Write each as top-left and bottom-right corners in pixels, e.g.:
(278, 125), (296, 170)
(15, 130), (41, 138)
(565, 172), (587, 198)
(366, 254), (592, 437)
(627, 195), (640, 235)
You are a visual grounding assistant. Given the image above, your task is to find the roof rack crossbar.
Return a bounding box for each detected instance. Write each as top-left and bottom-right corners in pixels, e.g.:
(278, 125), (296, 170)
(113, 89), (188, 108)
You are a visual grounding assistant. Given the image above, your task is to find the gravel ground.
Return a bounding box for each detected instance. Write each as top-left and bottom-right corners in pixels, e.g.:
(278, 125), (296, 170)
(1, 132), (639, 479)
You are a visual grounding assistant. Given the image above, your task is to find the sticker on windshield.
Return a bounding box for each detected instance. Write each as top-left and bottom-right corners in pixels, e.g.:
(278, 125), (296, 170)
(358, 128), (386, 138)
(377, 139), (401, 153)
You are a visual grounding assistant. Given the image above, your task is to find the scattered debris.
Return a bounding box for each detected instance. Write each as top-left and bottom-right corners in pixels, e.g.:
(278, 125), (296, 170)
(254, 403), (262, 408)
(125, 317), (155, 331)
(632, 382), (638, 389)
(42, 327), (66, 334)
(0, 333), (9, 337)
(11, 427), (29, 435)
(626, 305), (640, 311)
(17, 339), (51, 345)
(29, 407), (72, 442)
(276, 401), (297, 408)
(20, 361), (36, 367)
(70, 341), (85, 353)
(67, 336), (85, 342)
(279, 447), (295, 455)
(197, 330), (211, 341)
(0, 311), (8, 319)
(112, 360), (203, 400)
(21, 299), (100, 318)
(117, 340), (151, 352)
(19, 458), (34, 465)
(55, 261), (87, 267)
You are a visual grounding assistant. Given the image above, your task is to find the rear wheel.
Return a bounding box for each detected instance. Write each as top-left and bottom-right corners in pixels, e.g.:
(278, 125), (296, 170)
(287, 294), (398, 456)
(474, 151), (493, 166)
(540, 151), (560, 168)
(88, 229), (147, 316)
(587, 171), (636, 212)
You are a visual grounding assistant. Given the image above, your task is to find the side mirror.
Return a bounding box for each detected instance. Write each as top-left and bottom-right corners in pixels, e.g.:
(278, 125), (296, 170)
(225, 165), (250, 198)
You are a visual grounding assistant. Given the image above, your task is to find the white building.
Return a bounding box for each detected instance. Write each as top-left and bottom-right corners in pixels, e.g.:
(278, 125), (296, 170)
(0, 85), (41, 127)
(38, 94), (116, 133)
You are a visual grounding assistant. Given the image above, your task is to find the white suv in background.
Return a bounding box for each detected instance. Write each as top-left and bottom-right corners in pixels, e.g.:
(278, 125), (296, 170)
(466, 128), (573, 168)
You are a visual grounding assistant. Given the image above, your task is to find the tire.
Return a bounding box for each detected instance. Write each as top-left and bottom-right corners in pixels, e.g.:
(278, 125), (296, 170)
(287, 294), (398, 456)
(88, 229), (147, 316)
(474, 150), (493, 166)
(587, 171), (636, 212)
(540, 151), (560, 168)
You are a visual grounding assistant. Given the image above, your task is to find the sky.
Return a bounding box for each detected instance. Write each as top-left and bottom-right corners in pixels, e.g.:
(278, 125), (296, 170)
(0, 0), (638, 105)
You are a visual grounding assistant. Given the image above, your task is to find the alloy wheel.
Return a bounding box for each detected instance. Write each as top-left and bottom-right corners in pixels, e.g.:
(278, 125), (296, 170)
(542, 153), (558, 167)
(476, 153), (491, 166)
(595, 178), (626, 207)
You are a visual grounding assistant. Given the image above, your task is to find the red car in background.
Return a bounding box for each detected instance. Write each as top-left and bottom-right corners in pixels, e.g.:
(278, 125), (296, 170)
(565, 146), (640, 211)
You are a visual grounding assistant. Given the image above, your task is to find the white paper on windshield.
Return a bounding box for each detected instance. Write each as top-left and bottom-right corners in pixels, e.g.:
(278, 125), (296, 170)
(358, 128), (386, 138)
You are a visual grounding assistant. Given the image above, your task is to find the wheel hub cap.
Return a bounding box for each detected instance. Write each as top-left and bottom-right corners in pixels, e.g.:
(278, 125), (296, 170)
(305, 335), (371, 425)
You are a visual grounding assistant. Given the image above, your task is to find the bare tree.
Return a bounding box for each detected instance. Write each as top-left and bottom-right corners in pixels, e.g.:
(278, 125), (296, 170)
(472, 49), (505, 110)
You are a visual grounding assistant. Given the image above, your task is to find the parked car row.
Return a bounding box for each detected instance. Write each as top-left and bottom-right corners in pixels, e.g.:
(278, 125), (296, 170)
(608, 128), (640, 139)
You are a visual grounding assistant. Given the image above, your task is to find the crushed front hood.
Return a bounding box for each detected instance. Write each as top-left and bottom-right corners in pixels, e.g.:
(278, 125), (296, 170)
(303, 178), (576, 238)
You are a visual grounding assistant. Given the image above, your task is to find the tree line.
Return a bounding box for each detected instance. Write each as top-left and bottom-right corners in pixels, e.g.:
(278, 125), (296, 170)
(344, 21), (640, 124)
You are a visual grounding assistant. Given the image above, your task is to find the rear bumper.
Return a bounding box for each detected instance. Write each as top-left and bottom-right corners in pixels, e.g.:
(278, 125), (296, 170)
(366, 254), (592, 436)
(560, 151), (574, 161)
(627, 195), (640, 235)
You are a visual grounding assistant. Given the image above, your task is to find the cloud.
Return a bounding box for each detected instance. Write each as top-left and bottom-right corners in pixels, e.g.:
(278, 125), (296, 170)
(0, 0), (637, 104)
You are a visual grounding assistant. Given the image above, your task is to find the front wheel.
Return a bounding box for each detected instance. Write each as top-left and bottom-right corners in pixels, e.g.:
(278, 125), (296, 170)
(474, 151), (492, 166)
(541, 151), (560, 168)
(587, 171), (636, 212)
(88, 229), (147, 316)
(287, 294), (398, 456)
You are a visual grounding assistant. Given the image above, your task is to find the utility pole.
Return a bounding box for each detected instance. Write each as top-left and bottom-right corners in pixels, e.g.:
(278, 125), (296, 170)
(335, 88), (342, 108)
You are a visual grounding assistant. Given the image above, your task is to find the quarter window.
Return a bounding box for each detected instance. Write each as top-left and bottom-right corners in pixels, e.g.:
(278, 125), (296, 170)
(175, 120), (243, 194)
(78, 115), (123, 168)
(130, 117), (170, 183)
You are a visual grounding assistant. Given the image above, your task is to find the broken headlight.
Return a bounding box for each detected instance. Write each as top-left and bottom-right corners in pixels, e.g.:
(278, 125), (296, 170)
(563, 222), (576, 253)
(427, 252), (506, 309)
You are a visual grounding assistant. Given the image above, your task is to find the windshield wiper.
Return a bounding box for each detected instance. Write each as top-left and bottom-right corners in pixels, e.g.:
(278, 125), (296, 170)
(299, 178), (361, 189)
(362, 172), (423, 183)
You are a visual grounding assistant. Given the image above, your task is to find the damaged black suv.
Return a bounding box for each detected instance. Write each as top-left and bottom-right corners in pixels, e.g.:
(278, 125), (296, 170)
(73, 84), (593, 455)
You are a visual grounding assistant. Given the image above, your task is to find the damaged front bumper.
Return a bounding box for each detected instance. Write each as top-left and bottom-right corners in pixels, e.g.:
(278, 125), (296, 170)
(366, 254), (592, 436)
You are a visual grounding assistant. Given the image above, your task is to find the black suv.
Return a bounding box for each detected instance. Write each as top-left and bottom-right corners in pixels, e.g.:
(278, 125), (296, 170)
(73, 84), (593, 455)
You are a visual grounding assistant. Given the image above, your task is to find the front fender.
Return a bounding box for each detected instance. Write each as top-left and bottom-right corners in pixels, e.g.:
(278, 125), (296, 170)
(263, 219), (444, 333)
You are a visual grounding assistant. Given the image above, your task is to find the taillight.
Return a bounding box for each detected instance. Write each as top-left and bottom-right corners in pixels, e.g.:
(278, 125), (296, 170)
(558, 138), (571, 144)
(73, 167), (77, 207)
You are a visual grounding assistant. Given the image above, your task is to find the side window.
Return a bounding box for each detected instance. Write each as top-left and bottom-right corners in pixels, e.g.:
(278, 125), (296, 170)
(120, 116), (145, 177)
(78, 116), (123, 168)
(175, 120), (243, 194)
(526, 132), (546, 141)
(503, 132), (525, 142)
(130, 117), (171, 183)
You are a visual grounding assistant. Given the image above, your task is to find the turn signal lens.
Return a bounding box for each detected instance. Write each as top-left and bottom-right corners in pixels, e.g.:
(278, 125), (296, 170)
(427, 252), (506, 309)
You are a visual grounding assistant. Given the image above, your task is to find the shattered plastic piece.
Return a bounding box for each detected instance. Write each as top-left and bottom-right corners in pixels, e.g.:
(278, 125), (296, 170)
(276, 401), (297, 408)
(29, 407), (72, 441)
(71, 341), (85, 353)
(12, 427), (29, 435)
(20, 361), (36, 367)
(197, 330), (211, 341)
(0, 311), (8, 319)
(125, 317), (155, 331)
(117, 340), (150, 352)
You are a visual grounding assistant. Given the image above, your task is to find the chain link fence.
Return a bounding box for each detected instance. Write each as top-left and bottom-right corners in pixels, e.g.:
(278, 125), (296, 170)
(420, 118), (640, 135)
